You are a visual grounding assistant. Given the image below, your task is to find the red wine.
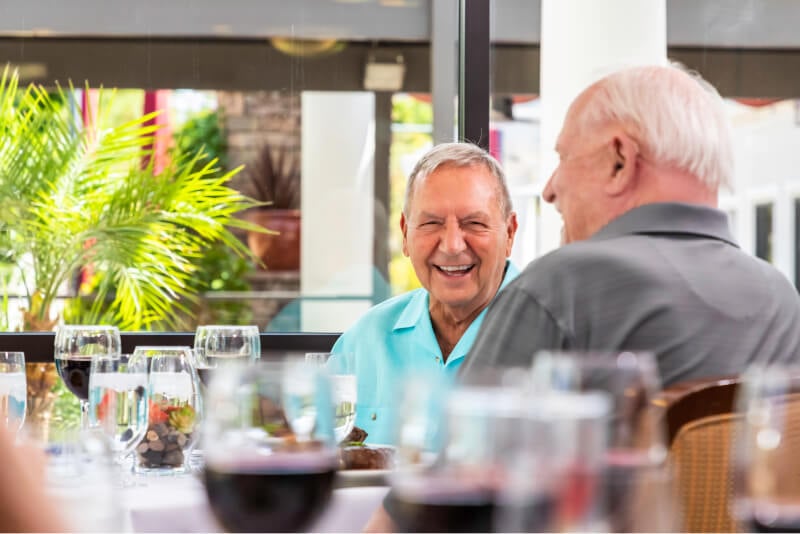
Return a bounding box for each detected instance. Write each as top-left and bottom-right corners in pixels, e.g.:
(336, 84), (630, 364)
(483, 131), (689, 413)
(55, 357), (92, 401)
(204, 464), (335, 532)
(604, 449), (660, 532)
(389, 493), (495, 533)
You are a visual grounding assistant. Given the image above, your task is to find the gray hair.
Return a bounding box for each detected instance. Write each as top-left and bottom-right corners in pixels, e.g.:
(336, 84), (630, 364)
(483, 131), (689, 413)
(580, 63), (733, 190)
(403, 142), (513, 217)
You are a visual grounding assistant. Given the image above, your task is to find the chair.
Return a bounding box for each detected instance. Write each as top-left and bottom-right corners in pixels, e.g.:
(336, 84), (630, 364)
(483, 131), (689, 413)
(654, 376), (742, 533)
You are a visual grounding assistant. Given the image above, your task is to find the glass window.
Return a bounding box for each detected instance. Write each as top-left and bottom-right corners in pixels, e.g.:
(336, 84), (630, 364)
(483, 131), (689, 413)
(0, 1), (461, 333)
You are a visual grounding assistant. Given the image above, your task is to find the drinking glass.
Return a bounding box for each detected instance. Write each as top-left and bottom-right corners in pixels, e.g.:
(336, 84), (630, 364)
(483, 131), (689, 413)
(88, 353), (149, 480)
(202, 324), (261, 366)
(45, 428), (123, 532)
(54, 325), (121, 428)
(307, 352), (357, 443)
(531, 351), (675, 531)
(130, 346), (200, 475)
(0, 351), (26, 436)
(203, 359), (338, 533)
(733, 363), (800, 532)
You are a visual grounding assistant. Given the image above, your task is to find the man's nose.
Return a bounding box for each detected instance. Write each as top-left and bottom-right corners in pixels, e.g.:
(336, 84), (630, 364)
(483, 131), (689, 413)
(439, 222), (467, 254)
(542, 172), (556, 204)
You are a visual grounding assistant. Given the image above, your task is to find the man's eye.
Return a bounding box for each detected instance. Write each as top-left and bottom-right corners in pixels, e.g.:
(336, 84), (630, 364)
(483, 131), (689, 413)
(466, 221), (487, 228)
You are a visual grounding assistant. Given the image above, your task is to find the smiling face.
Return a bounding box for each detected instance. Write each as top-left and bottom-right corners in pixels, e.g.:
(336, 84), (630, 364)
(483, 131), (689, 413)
(401, 163), (517, 321)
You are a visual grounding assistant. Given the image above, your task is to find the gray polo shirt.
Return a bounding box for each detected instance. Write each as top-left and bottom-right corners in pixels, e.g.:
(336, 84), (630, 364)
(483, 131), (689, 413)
(461, 202), (800, 385)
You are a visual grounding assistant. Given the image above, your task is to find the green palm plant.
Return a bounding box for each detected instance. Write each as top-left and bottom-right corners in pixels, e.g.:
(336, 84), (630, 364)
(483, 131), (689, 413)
(0, 67), (265, 331)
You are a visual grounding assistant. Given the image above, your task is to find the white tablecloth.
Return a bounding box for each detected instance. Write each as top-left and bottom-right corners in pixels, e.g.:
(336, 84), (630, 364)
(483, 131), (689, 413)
(122, 474), (390, 533)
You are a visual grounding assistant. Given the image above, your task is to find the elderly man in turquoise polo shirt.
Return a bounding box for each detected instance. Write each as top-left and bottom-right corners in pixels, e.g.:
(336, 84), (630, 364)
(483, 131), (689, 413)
(328, 142), (519, 444)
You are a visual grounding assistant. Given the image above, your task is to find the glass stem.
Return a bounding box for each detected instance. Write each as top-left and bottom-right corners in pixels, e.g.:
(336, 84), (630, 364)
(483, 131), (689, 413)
(80, 399), (90, 429)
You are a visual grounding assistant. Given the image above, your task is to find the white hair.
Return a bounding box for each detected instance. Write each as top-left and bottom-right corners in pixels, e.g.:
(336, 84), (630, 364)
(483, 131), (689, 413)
(579, 63), (733, 190)
(403, 142), (512, 217)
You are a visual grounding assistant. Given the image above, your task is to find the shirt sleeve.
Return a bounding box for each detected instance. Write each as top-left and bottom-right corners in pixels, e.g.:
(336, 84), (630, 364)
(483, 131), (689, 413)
(462, 286), (571, 374)
(327, 335), (351, 374)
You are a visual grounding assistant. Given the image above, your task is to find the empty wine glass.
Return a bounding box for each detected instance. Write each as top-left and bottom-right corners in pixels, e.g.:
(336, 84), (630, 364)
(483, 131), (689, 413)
(531, 351), (675, 532)
(88, 353), (149, 482)
(54, 325), (121, 428)
(202, 325), (261, 365)
(203, 359), (338, 532)
(733, 363), (800, 532)
(0, 352), (26, 436)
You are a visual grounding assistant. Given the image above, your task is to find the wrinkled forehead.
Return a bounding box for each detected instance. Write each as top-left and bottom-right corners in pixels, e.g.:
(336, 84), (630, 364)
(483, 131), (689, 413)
(411, 163), (502, 209)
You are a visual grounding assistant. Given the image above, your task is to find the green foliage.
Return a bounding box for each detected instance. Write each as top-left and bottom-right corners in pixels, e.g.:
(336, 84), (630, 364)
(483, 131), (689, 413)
(392, 95), (433, 124)
(174, 110), (228, 172)
(0, 67), (265, 331)
(50, 379), (81, 430)
(172, 108), (255, 326)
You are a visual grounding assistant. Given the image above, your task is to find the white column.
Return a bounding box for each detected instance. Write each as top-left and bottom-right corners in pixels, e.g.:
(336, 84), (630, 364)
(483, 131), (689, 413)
(301, 92), (376, 332)
(537, 0), (667, 256)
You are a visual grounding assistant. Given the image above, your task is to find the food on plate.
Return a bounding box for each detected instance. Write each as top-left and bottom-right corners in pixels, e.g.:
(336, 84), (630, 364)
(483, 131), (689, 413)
(338, 426), (395, 470)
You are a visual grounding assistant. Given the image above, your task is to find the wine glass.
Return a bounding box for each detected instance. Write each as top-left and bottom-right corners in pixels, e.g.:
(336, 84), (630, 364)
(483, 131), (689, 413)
(88, 353), (149, 482)
(307, 352), (357, 443)
(0, 352), (26, 436)
(202, 325), (261, 366)
(733, 363), (800, 532)
(130, 346), (200, 475)
(54, 325), (121, 428)
(203, 359), (338, 532)
(530, 351), (675, 532)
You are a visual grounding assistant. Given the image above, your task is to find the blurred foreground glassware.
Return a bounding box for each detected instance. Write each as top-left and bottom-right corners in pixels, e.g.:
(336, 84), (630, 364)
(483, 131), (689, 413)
(388, 368), (610, 533)
(203, 359), (337, 533)
(310, 352), (357, 443)
(0, 352), (26, 436)
(733, 364), (800, 532)
(45, 428), (123, 532)
(54, 325), (121, 428)
(531, 351), (677, 532)
(88, 353), (148, 482)
(130, 346), (199, 475)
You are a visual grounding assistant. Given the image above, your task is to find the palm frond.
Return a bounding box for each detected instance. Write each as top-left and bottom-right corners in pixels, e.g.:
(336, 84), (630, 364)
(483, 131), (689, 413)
(0, 68), (262, 329)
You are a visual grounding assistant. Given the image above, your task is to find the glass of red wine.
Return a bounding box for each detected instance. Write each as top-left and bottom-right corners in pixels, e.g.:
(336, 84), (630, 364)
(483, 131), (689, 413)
(202, 358), (337, 533)
(733, 364), (800, 533)
(54, 324), (121, 428)
(388, 368), (566, 533)
(530, 351), (677, 532)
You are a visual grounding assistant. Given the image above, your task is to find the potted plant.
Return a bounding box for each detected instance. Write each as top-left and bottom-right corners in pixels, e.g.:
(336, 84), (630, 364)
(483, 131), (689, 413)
(241, 142), (301, 271)
(0, 68), (265, 435)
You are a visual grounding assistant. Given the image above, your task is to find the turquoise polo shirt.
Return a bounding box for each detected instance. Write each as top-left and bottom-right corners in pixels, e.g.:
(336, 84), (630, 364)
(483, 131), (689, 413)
(329, 261), (519, 444)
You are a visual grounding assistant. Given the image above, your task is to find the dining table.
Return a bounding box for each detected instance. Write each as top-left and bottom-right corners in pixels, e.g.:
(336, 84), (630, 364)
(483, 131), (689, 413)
(55, 468), (391, 533)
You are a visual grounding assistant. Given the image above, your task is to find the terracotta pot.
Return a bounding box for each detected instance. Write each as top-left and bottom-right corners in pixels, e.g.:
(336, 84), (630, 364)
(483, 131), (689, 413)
(246, 209), (301, 271)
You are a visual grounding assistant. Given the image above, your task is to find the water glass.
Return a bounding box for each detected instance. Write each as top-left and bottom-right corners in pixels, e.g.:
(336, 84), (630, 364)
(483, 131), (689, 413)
(0, 352), (26, 436)
(88, 353), (149, 471)
(307, 352), (357, 443)
(45, 428), (123, 532)
(131, 346), (200, 474)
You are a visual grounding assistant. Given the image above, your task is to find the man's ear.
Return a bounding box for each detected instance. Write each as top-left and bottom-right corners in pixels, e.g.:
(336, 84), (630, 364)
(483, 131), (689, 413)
(504, 212), (519, 257)
(400, 212), (410, 257)
(606, 133), (638, 196)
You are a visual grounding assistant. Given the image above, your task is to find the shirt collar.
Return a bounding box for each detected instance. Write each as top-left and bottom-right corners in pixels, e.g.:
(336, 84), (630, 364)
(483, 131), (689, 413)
(393, 260), (518, 332)
(589, 202), (738, 247)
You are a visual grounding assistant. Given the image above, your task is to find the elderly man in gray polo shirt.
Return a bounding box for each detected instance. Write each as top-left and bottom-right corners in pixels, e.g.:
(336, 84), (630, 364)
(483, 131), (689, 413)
(461, 64), (800, 386)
